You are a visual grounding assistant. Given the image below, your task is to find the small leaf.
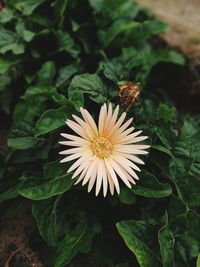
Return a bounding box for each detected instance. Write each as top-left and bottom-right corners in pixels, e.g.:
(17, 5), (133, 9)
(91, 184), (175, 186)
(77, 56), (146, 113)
(32, 196), (62, 246)
(131, 170), (172, 198)
(68, 73), (107, 110)
(35, 104), (74, 136)
(12, 0), (46, 16)
(7, 137), (45, 150)
(117, 220), (161, 267)
(55, 216), (101, 267)
(18, 173), (73, 200)
(35, 61), (56, 85)
(119, 187), (136, 205)
(158, 226), (175, 267)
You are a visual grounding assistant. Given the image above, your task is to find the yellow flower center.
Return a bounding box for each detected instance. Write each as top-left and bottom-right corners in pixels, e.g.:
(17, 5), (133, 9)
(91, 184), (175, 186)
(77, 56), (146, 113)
(92, 137), (112, 158)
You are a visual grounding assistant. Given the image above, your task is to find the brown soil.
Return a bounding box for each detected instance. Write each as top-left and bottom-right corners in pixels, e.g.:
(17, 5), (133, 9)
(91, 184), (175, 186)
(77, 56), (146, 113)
(137, 0), (200, 57)
(0, 201), (44, 267)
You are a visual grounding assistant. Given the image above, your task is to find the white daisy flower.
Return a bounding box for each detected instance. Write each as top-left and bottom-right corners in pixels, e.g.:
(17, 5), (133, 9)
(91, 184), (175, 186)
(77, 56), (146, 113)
(59, 103), (149, 196)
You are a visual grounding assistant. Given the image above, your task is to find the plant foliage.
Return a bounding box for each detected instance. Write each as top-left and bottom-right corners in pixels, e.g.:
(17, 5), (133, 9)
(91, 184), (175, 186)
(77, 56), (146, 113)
(0, 0), (200, 266)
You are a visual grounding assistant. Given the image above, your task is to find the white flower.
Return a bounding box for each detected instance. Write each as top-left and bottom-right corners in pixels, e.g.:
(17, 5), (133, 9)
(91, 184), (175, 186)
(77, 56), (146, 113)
(59, 103), (149, 196)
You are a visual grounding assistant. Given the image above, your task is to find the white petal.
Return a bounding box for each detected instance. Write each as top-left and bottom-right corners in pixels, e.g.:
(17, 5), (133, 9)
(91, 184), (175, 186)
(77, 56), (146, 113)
(104, 103), (112, 134)
(71, 160), (91, 179)
(82, 158), (96, 186)
(88, 164), (98, 192)
(109, 158), (131, 188)
(67, 152), (92, 173)
(66, 120), (89, 140)
(59, 147), (88, 155)
(80, 108), (98, 135)
(107, 112), (126, 139)
(96, 159), (103, 196)
(116, 153), (145, 165)
(59, 140), (89, 146)
(59, 153), (83, 163)
(104, 158), (120, 194)
(102, 162), (108, 197)
(98, 104), (107, 135)
(107, 172), (115, 195)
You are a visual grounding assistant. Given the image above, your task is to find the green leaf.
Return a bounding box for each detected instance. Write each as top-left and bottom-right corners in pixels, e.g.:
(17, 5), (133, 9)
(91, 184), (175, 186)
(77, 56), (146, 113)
(56, 65), (78, 88)
(68, 73), (107, 110)
(18, 173), (73, 200)
(117, 220), (161, 267)
(98, 19), (166, 48)
(197, 254), (200, 267)
(170, 211), (200, 265)
(52, 0), (68, 28)
(151, 144), (173, 156)
(32, 196), (62, 246)
(131, 170), (172, 198)
(0, 29), (24, 55)
(7, 137), (45, 150)
(12, 0), (46, 16)
(158, 226), (174, 267)
(55, 31), (80, 58)
(15, 21), (35, 42)
(157, 104), (177, 123)
(35, 61), (56, 85)
(119, 187), (136, 205)
(0, 8), (14, 23)
(55, 216), (101, 267)
(35, 104), (74, 136)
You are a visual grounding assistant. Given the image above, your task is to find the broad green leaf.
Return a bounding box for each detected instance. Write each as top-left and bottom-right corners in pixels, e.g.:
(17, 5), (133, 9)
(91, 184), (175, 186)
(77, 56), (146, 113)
(157, 104), (177, 123)
(0, 29), (24, 54)
(35, 61), (56, 84)
(119, 187), (136, 205)
(7, 137), (45, 150)
(117, 220), (161, 267)
(55, 216), (101, 267)
(35, 104), (74, 136)
(68, 73), (107, 110)
(170, 211), (200, 265)
(43, 160), (68, 179)
(158, 226), (174, 267)
(52, 0), (68, 28)
(131, 170), (172, 198)
(32, 196), (62, 246)
(167, 195), (187, 222)
(151, 144), (173, 156)
(55, 31), (80, 58)
(15, 21), (35, 42)
(18, 173), (73, 200)
(56, 65), (79, 88)
(98, 19), (166, 48)
(0, 8), (14, 23)
(11, 0), (46, 16)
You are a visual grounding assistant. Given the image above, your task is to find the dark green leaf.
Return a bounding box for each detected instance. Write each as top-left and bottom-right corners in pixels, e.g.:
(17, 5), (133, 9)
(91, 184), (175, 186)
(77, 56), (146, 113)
(119, 187), (136, 205)
(12, 0), (46, 16)
(18, 173), (73, 200)
(35, 61), (56, 85)
(158, 226), (174, 267)
(55, 216), (101, 267)
(32, 196), (62, 246)
(131, 170), (172, 198)
(117, 220), (161, 267)
(35, 104), (74, 136)
(68, 73), (107, 110)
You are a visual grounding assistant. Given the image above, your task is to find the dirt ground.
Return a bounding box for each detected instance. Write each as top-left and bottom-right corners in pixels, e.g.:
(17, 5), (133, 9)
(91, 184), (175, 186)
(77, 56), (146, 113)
(137, 0), (200, 57)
